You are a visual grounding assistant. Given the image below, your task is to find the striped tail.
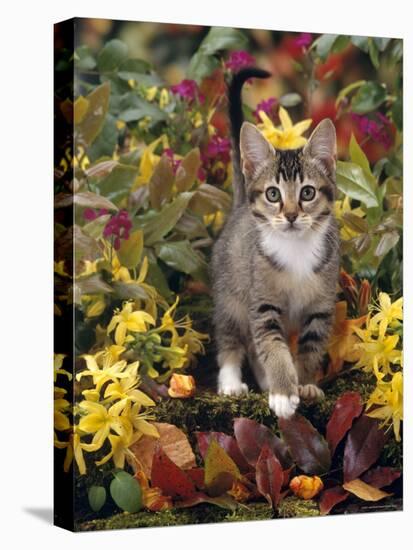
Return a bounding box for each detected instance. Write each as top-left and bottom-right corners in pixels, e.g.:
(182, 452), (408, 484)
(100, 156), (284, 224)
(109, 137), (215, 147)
(228, 67), (271, 207)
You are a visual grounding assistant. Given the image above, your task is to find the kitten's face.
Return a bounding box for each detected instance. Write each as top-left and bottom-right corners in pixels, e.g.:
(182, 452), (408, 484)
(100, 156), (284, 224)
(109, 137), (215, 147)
(240, 119), (337, 238)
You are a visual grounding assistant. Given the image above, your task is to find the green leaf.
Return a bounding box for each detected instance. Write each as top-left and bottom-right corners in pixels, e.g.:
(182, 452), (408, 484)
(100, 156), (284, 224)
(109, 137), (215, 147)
(97, 163), (139, 206)
(279, 93), (302, 107)
(117, 230), (144, 269)
(74, 45), (96, 71)
(336, 161), (379, 208)
(117, 58), (151, 78)
(187, 27), (247, 82)
(187, 52), (220, 83)
(175, 148), (201, 192)
(155, 240), (206, 277)
(351, 36), (369, 53)
(97, 39), (129, 73)
(368, 38), (380, 69)
(88, 486), (106, 512)
(118, 94), (166, 123)
(143, 192), (193, 246)
(335, 80), (365, 107)
(189, 183), (231, 215)
(341, 212), (369, 234)
(349, 134), (376, 186)
(149, 154), (175, 209)
(76, 82), (111, 146)
(351, 82), (386, 114)
(87, 114), (118, 162)
(82, 214), (111, 239)
(313, 34), (339, 60)
(374, 231), (400, 257)
(331, 35), (349, 53)
(392, 96), (402, 131)
(198, 27), (248, 56)
(372, 37), (392, 52)
(110, 471), (142, 513)
(112, 281), (148, 300)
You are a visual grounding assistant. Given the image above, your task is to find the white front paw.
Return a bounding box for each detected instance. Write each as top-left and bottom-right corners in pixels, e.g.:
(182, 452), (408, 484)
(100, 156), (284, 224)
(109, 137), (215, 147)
(269, 393), (299, 418)
(218, 380), (249, 396)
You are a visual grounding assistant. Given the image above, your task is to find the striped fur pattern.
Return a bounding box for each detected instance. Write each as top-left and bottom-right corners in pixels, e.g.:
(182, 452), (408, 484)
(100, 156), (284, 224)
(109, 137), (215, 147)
(211, 73), (339, 419)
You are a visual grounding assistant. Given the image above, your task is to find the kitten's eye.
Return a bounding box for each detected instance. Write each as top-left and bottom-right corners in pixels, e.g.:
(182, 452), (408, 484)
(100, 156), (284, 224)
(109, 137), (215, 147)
(300, 185), (316, 201)
(265, 186), (281, 203)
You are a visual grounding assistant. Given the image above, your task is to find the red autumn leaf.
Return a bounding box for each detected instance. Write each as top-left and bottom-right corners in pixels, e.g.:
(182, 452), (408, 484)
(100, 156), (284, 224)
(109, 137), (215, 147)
(326, 391), (363, 455)
(278, 413), (331, 475)
(233, 417), (292, 469)
(319, 486), (349, 515)
(196, 431), (250, 473)
(151, 445), (197, 499)
(174, 492), (238, 511)
(361, 467), (401, 489)
(186, 467), (205, 491)
(343, 415), (387, 482)
(255, 444), (284, 508)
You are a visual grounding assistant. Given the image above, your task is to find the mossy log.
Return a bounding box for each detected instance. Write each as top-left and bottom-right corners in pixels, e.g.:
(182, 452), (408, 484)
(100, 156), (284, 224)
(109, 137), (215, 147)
(76, 368), (402, 531)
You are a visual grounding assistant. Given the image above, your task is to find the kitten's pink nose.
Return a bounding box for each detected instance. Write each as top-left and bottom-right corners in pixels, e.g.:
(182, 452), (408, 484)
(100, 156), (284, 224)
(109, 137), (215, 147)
(285, 213), (298, 224)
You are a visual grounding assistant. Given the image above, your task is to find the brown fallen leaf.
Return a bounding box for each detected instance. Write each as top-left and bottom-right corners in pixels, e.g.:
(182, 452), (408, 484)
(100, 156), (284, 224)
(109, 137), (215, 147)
(128, 422), (196, 478)
(168, 373), (196, 398)
(343, 478), (392, 501)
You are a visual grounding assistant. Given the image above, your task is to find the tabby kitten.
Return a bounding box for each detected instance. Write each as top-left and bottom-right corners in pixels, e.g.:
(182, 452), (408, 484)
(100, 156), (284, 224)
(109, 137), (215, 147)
(211, 68), (340, 419)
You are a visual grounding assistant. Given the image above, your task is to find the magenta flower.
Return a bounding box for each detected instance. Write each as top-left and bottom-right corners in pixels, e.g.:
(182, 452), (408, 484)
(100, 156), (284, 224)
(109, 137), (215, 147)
(351, 113), (393, 150)
(170, 79), (205, 104)
(103, 210), (133, 250)
(293, 33), (313, 49)
(253, 97), (278, 122)
(206, 135), (231, 161)
(83, 208), (108, 221)
(225, 50), (256, 72)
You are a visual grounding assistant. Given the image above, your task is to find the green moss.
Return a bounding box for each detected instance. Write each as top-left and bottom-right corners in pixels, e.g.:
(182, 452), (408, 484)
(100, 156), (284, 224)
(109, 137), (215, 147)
(277, 497), (320, 518)
(77, 503), (273, 531)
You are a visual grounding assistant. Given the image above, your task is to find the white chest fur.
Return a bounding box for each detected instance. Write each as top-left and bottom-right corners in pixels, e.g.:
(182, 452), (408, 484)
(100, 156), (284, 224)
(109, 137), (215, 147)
(259, 224), (328, 281)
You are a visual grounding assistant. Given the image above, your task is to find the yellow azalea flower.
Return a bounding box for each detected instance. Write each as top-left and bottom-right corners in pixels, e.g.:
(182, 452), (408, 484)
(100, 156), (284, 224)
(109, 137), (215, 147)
(54, 260), (70, 277)
(134, 134), (169, 188)
(145, 86), (158, 101)
(54, 397), (71, 431)
(327, 301), (367, 373)
(354, 329), (402, 375)
(76, 260), (99, 278)
(159, 88), (169, 109)
(129, 402), (159, 437)
(366, 371), (403, 441)
(335, 196), (366, 240)
(107, 301), (155, 345)
(116, 119), (126, 130)
(104, 369), (156, 407)
(78, 398), (132, 450)
(191, 111), (203, 128)
(370, 293), (403, 339)
(77, 348), (130, 391)
(81, 294), (106, 318)
(56, 429), (95, 476)
(54, 353), (72, 382)
(95, 431), (142, 469)
(257, 106), (312, 150)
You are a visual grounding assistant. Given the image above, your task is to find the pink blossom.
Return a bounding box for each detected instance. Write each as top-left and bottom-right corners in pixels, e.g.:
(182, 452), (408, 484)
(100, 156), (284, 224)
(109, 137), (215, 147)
(206, 135), (231, 162)
(351, 113), (393, 150)
(293, 33), (313, 49)
(253, 97), (278, 122)
(225, 50), (256, 72)
(103, 210), (133, 250)
(83, 208), (108, 221)
(164, 148), (182, 174)
(170, 79), (205, 104)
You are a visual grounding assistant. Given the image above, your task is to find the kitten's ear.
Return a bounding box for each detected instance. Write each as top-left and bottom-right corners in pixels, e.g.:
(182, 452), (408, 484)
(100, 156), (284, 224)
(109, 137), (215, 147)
(240, 122), (274, 178)
(304, 118), (337, 179)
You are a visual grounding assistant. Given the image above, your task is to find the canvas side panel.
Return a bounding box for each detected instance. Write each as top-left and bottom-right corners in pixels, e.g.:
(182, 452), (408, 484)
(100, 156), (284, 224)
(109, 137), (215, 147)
(54, 18), (75, 533)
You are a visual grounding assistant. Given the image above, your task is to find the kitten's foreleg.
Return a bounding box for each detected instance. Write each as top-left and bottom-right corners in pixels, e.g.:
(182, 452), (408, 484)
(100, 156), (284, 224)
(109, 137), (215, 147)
(217, 348), (248, 396)
(296, 310), (333, 401)
(251, 303), (299, 418)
